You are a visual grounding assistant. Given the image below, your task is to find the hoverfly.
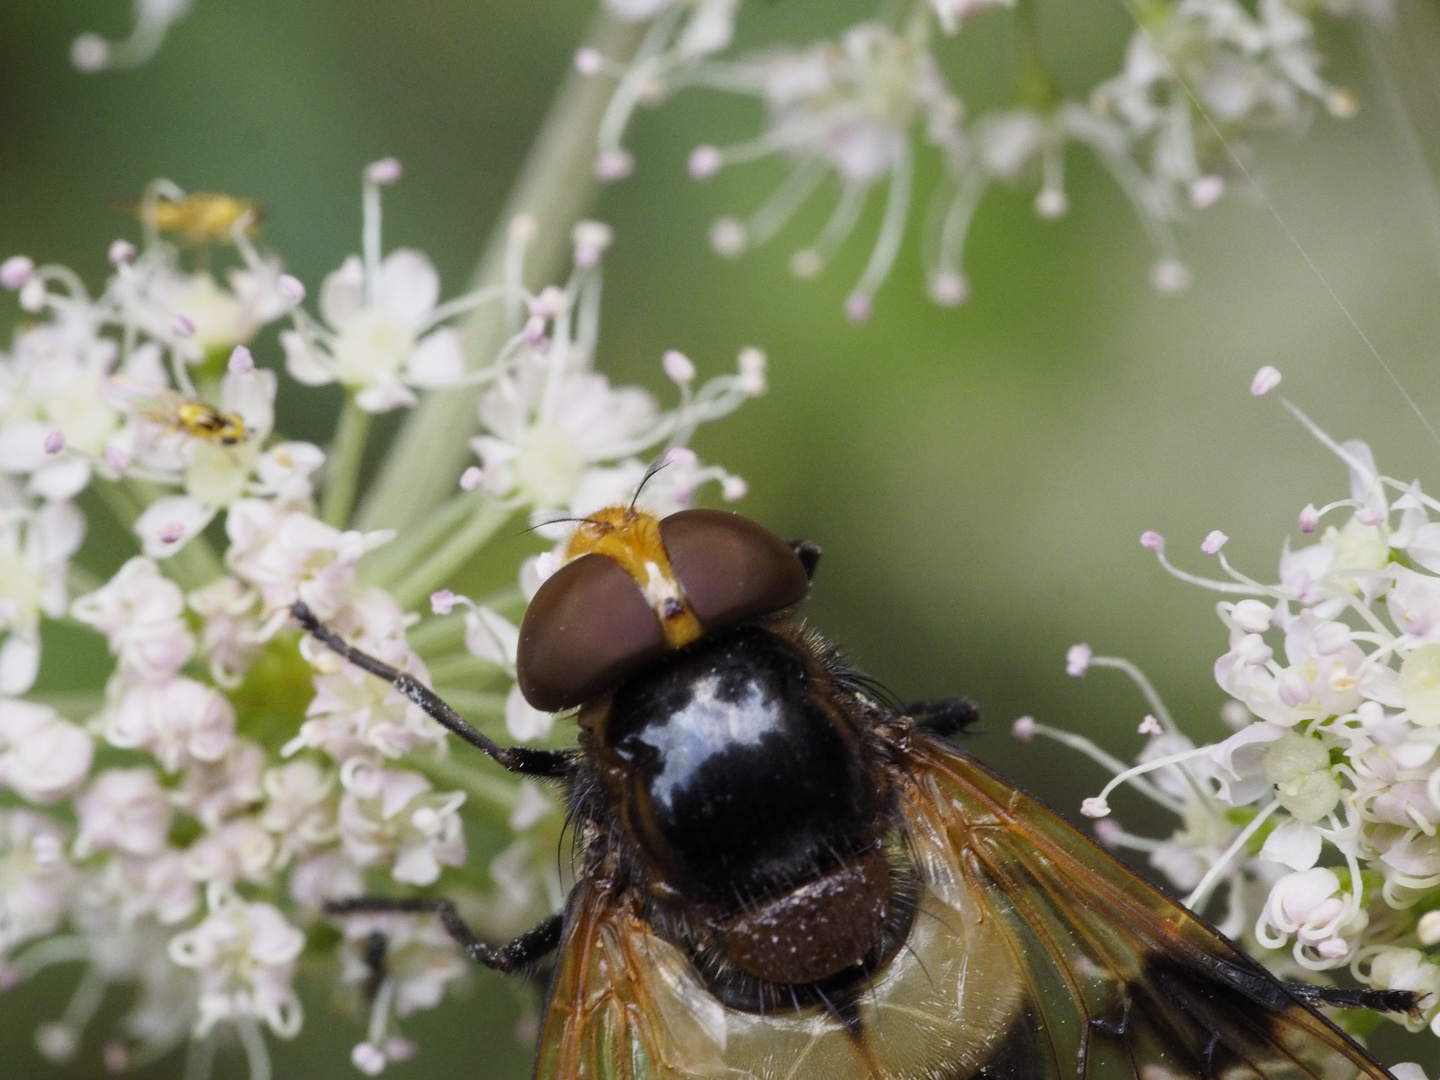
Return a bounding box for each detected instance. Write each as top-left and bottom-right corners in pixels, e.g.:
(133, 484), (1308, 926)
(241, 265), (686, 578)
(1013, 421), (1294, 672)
(294, 505), (1415, 1080)
(115, 191), (262, 246)
(101, 376), (248, 446)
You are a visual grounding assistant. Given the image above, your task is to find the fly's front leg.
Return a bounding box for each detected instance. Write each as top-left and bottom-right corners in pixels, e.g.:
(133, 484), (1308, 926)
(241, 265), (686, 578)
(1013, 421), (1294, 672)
(328, 897), (564, 974)
(904, 697), (981, 737)
(291, 601), (572, 778)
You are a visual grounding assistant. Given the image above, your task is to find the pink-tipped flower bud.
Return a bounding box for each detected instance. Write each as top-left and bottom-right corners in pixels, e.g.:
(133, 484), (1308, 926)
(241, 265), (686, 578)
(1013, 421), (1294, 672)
(1201, 530), (1229, 555)
(171, 315), (196, 338)
(431, 589), (458, 615)
(365, 157), (403, 185)
(1190, 175), (1225, 208)
(108, 240), (137, 267)
(228, 345), (255, 374)
(1150, 259), (1192, 295)
(43, 430), (65, 455)
(688, 145), (722, 180)
(158, 521), (186, 545)
(721, 475), (748, 502)
(1298, 504), (1319, 533)
(1011, 715), (1037, 742)
(593, 149), (634, 182)
(1251, 366), (1282, 397)
(1034, 188), (1068, 220)
(277, 273), (306, 304)
(0, 256), (34, 291)
(459, 466), (484, 492)
(927, 270), (969, 307)
(71, 34), (109, 73)
(1140, 531), (1164, 552)
(662, 349), (695, 385)
(664, 446), (698, 471)
(574, 47), (604, 76)
(1066, 644), (1092, 677)
(709, 218), (746, 259)
(844, 292), (873, 325)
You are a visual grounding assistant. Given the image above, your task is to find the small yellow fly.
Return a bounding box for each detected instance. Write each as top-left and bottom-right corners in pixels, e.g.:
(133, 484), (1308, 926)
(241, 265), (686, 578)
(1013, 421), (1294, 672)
(116, 192), (262, 246)
(102, 377), (247, 446)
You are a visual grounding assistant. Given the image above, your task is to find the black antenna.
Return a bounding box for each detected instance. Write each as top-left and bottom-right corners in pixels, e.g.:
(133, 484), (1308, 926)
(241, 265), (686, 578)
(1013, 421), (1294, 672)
(629, 456), (671, 512)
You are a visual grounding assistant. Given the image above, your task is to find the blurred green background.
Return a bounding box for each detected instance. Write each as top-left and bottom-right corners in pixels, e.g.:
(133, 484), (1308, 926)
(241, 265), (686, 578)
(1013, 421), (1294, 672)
(4, 0), (1440, 1075)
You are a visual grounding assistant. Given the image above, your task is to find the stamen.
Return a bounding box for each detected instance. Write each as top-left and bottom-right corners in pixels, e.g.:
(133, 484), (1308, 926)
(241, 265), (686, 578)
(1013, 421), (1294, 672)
(1023, 721), (1183, 813)
(745, 157), (827, 248)
(794, 180), (858, 279)
(237, 1015), (273, 1080)
(1088, 743), (1217, 814)
(849, 145), (914, 317)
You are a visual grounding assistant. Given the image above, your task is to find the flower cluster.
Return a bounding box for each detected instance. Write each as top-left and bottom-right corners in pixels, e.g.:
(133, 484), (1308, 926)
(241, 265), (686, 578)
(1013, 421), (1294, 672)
(0, 160), (761, 1078)
(1037, 367), (1440, 1049)
(582, 0), (1378, 318)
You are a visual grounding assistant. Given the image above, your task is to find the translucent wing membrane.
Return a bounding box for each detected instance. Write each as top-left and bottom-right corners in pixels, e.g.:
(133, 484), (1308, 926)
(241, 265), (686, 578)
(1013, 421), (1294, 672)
(533, 733), (1395, 1080)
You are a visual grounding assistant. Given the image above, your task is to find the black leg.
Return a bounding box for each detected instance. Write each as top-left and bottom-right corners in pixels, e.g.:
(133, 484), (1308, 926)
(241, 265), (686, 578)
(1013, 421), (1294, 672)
(787, 539), (822, 580)
(292, 601), (572, 778)
(362, 930), (387, 1002)
(904, 697), (981, 737)
(327, 897), (564, 974)
(1283, 982), (1420, 1017)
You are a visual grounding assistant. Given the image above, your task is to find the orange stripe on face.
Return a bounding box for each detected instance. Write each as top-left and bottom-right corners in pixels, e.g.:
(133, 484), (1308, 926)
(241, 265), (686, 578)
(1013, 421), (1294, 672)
(563, 506), (704, 650)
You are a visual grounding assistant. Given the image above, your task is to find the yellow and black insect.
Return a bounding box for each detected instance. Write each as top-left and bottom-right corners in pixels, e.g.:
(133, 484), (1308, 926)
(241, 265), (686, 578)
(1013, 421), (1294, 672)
(115, 191), (262, 246)
(102, 377), (248, 446)
(295, 505), (1416, 1080)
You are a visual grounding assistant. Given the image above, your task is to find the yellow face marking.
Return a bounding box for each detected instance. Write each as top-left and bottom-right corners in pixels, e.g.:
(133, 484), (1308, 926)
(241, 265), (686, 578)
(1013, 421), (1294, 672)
(563, 506), (704, 649)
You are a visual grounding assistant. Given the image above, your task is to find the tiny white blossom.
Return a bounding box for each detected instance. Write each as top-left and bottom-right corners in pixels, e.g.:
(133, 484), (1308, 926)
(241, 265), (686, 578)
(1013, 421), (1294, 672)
(0, 699), (93, 805)
(336, 762), (466, 887)
(168, 886), (305, 1037)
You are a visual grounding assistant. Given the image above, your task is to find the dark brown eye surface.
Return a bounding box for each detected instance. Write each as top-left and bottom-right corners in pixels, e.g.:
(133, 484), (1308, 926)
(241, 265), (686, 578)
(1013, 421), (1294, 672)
(659, 509), (809, 630)
(516, 554), (666, 712)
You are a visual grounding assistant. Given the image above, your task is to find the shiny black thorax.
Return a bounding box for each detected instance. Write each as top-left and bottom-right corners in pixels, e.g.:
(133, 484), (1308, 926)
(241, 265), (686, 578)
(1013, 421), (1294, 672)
(600, 625), (882, 911)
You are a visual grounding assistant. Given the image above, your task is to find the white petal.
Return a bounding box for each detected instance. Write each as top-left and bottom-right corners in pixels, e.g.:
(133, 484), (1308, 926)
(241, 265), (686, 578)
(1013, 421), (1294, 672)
(0, 635), (40, 695)
(319, 255), (365, 328)
(134, 496), (216, 559)
(27, 458), (91, 501)
(37, 499), (85, 562)
(220, 367), (276, 437)
(406, 329), (465, 387)
(464, 607), (520, 666)
(1261, 819), (1323, 871)
(1409, 523), (1440, 575)
(505, 684), (553, 741)
(280, 330), (334, 387)
(376, 249), (439, 328)
(355, 378), (417, 414)
(0, 422), (50, 474)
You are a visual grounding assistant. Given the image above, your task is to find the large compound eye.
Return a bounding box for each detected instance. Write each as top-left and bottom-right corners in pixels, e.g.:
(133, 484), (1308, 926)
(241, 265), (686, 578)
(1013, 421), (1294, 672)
(659, 509), (809, 629)
(517, 554), (666, 712)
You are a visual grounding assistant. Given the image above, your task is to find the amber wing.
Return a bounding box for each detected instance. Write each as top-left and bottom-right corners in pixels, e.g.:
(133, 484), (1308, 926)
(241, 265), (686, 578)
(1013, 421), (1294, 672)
(532, 733), (1397, 1080)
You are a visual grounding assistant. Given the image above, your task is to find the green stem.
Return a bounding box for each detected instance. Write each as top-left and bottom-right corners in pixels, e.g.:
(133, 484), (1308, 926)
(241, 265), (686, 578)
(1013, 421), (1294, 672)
(389, 499), (514, 610)
(359, 490), (483, 590)
(426, 652), (501, 685)
(1015, 0), (1059, 112)
(320, 396), (372, 528)
(355, 13), (651, 534)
